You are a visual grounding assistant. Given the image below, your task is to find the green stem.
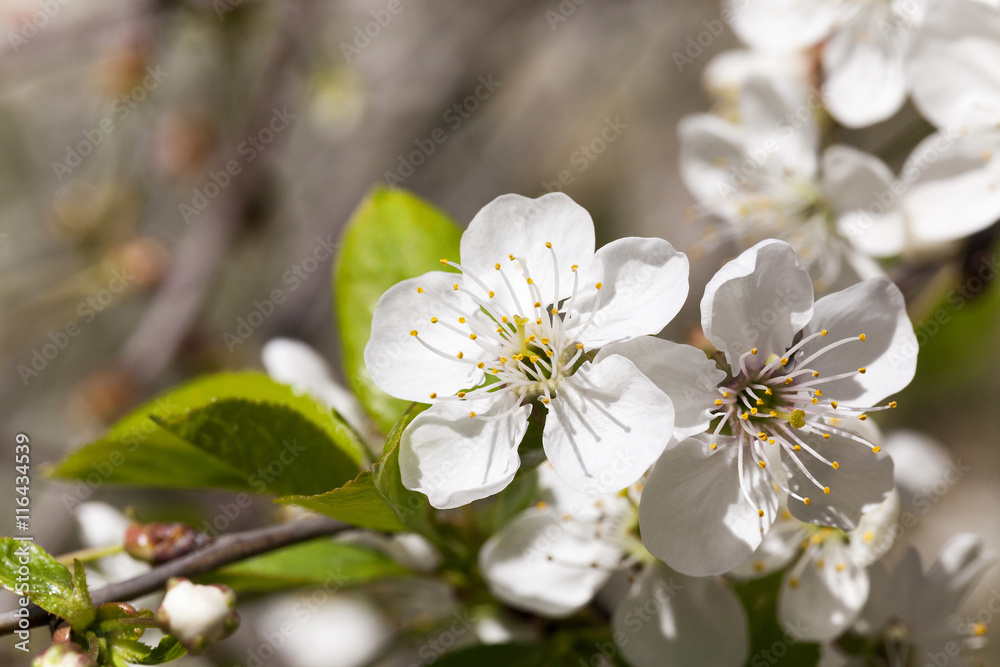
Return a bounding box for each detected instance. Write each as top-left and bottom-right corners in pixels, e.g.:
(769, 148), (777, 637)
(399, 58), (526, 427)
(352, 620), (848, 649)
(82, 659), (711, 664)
(57, 544), (126, 566)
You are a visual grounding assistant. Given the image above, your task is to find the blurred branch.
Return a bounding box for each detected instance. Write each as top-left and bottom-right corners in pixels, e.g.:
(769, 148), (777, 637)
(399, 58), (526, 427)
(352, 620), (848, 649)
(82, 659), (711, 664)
(0, 516), (348, 636)
(117, 0), (316, 387)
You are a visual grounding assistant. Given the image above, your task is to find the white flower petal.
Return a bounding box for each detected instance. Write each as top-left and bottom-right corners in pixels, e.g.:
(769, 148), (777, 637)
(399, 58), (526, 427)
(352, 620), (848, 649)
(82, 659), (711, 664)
(567, 238), (689, 348)
(800, 277), (917, 406)
(479, 509), (620, 618)
(822, 145), (907, 258)
(595, 337), (725, 441)
(639, 438), (778, 576)
(908, 0), (1000, 133)
(739, 76), (819, 179)
(678, 113), (760, 221)
(459, 193), (596, 315)
(399, 396), (530, 509)
(701, 240), (814, 368)
(902, 132), (1000, 244)
(365, 271), (487, 403)
(925, 533), (993, 617)
(822, 5), (909, 128)
(881, 429), (954, 508)
(612, 563), (748, 667)
(543, 355), (674, 495)
(784, 430), (895, 531)
(779, 543), (870, 642)
(729, 506), (807, 579)
(726, 0), (848, 53)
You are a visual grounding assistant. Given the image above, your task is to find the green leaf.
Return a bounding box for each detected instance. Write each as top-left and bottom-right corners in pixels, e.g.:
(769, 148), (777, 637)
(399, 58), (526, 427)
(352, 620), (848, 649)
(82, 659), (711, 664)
(111, 637), (187, 665)
(429, 643), (549, 667)
(335, 188), (463, 432)
(733, 570), (822, 666)
(276, 407), (432, 534)
(200, 539), (407, 593)
(481, 468), (538, 534)
(48, 373), (365, 492)
(0, 539), (95, 632)
(154, 399), (360, 496)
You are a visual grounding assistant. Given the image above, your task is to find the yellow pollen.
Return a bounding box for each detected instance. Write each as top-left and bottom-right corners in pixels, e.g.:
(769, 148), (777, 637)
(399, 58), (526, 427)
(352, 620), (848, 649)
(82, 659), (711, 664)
(431, 317), (439, 324)
(417, 287), (424, 293)
(502, 316), (508, 323)
(527, 278), (534, 285)
(812, 371), (819, 378)
(453, 284), (459, 291)
(470, 334), (477, 340)
(815, 390), (822, 396)
(811, 398), (818, 404)
(410, 330), (418, 336)
(489, 291), (495, 298)
(458, 317), (466, 323)
(541, 397), (550, 404)
(530, 355), (539, 364)
(723, 390), (731, 398)
(859, 414), (868, 421)
(469, 411), (476, 418)
(864, 531), (874, 542)
(751, 408), (758, 415)
(534, 301), (542, 308)
(764, 388), (772, 395)
(758, 432), (767, 439)
(872, 446), (881, 453)
(785, 377), (794, 385)
(545, 241), (552, 249)
(750, 347), (757, 354)
(495, 263), (501, 270)
(769, 411), (777, 417)
(457, 351), (464, 359)
(508, 254), (515, 261)
(836, 563), (846, 572)
(536, 501), (547, 509)
(595, 282), (603, 290)
(758, 509), (764, 517)
(859, 333), (866, 342)
(477, 362), (485, 369)
(715, 399), (723, 406)
(822, 433), (831, 440)
(858, 367), (867, 374)
(710, 443), (717, 450)
(831, 401), (838, 409)
(457, 391), (466, 398)
(576, 343), (584, 349)
(758, 461), (766, 469)
(756, 399), (764, 406)
(820, 329), (828, 337)
(889, 401), (897, 408)
(571, 264), (578, 271)
(741, 412), (749, 420)
(541, 338), (549, 344)
(551, 308), (559, 314)
(439, 259), (448, 265)
(768, 438), (775, 444)
(781, 357), (789, 366)
(824, 486), (830, 494)
(973, 622), (987, 637)
(793, 445), (802, 451)
(803, 497), (811, 506)
(831, 461), (840, 470)
(429, 393), (437, 399)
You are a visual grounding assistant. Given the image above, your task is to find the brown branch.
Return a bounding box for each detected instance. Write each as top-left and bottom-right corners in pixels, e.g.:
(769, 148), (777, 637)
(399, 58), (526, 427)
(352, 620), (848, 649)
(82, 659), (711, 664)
(0, 517), (347, 637)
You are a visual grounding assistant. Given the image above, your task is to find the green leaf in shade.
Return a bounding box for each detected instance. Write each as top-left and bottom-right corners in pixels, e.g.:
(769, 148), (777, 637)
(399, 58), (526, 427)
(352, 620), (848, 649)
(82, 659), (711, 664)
(199, 539), (407, 593)
(112, 637), (187, 665)
(733, 570), (822, 666)
(429, 643), (550, 667)
(276, 407), (432, 534)
(0, 539), (95, 632)
(48, 372), (365, 493)
(480, 468), (539, 534)
(335, 188), (463, 433)
(153, 399), (360, 497)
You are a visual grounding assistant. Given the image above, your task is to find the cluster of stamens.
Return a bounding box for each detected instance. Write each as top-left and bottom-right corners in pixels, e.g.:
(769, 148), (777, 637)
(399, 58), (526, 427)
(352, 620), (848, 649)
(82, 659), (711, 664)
(408, 242), (602, 417)
(707, 329), (897, 516)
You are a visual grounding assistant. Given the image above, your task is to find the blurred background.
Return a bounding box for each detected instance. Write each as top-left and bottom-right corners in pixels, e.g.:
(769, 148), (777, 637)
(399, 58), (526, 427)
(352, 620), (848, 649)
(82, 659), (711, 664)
(1, 0), (997, 664)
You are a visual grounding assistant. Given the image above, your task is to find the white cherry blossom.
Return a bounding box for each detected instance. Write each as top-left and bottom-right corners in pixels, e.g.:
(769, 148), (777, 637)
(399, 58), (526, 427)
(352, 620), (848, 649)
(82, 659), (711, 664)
(365, 193), (688, 508)
(618, 240), (915, 576)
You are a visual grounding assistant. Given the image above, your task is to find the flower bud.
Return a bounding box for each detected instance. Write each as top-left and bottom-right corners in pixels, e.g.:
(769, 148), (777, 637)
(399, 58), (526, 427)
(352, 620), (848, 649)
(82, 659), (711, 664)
(32, 643), (96, 667)
(125, 523), (213, 564)
(155, 578), (239, 653)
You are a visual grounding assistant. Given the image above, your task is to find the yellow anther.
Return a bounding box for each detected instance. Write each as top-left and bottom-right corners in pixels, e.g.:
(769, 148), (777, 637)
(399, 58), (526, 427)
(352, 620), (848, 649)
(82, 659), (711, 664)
(757, 432), (767, 439)
(477, 362), (485, 369)
(780, 357), (789, 366)
(789, 577), (800, 589)
(536, 501), (547, 509)
(502, 316), (508, 323)
(764, 388), (772, 395)
(859, 333), (866, 342)
(439, 258), (449, 265)
(410, 330), (418, 336)
(508, 254), (515, 261)
(527, 278), (534, 285)
(551, 308), (559, 314)
(417, 287), (424, 293)
(814, 390), (822, 396)
(769, 411), (777, 417)
(831, 401), (838, 409)
(823, 486), (830, 495)
(595, 282), (603, 290)
(710, 443), (717, 450)
(541, 397), (550, 404)
(753, 561), (765, 572)
(429, 393), (437, 399)
(864, 531), (874, 542)
(820, 329), (828, 337)
(715, 399), (723, 406)
(822, 433), (831, 440)
(889, 401), (897, 408)
(453, 284), (459, 291)
(793, 445), (802, 451)
(529, 355), (539, 364)
(469, 411), (476, 418)
(741, 412), (749, 420)
(571, 264), (578, 271)
(723, 390), (731, 398)
(758, 461), (766, 469)
(785, 377), (794, 385)
(811, 398), (818, 404)
(534, 301), (542, 308)
(831, 461), (840, 470)
(470, 333), (477, 340)
(758, 509), (764, 517)
(782, 509), (792, 520)
(812, 371), (819, 378)
(756, 399), (764, 406)
(457, 391), (466, 398)
(751, 408), (758, 415)
(872, 446), (881, 453)
(489, 290), (495, 298)
(576, 342), (584, 349)
(495, 263), (501, 270)
(836, 563), (845, 572)
(457, 351), (464, 359)
(458, 317), (466, 324)
(546, 350), (553, 357)
(750, 347), (757, 354)
(858, 367), (867, 374)
(859, 414), (868, 421)
(545, 241), (552, 249)
(430, 317), (439, 324)
(816, 559), (826, 569)
(803, 497), (811, 506)
(768, 438), (775, 444)
(973, 622), (987, 636)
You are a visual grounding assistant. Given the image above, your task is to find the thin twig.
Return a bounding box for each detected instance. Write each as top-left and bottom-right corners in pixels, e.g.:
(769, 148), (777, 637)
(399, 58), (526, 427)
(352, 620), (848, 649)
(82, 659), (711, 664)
(0, 517), (347, 636)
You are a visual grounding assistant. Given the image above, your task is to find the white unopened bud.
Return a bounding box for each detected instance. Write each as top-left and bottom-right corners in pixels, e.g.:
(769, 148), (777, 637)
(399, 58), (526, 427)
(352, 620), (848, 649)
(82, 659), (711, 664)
(155, 578), (240, 653)
(32, 643), (96, 667)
